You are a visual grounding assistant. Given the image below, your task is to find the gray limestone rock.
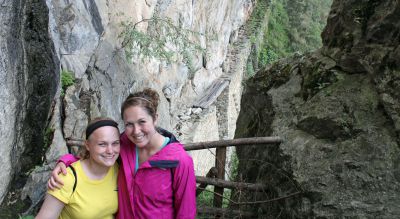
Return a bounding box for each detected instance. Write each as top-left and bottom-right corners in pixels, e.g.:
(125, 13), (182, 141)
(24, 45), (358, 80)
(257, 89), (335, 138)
(234, 0), (400, 217)
(1, 0), (257, 216)
(0, 0), (58, 211)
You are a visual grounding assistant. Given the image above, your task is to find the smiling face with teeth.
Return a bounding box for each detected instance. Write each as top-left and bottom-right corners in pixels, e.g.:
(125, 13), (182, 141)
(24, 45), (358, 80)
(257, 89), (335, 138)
(85, 126), (121, 168)
(123, 105), (159, 149)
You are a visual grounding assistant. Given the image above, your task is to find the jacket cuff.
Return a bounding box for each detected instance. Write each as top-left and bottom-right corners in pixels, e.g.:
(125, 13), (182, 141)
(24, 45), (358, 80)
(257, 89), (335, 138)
(57, 154), (79, 166)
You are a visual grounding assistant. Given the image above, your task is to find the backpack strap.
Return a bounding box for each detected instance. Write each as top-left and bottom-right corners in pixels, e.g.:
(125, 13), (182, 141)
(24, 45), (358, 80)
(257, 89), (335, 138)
(68, 166), (77, 194)
(171, 167), (175, 205)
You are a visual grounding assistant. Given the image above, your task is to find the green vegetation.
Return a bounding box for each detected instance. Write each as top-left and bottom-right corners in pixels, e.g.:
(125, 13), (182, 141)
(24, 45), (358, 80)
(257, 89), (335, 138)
(196, 153), (239, 217)
(43, 127), (54, 148)
(197, 187), (232, 208)
(118, 15), (204, 74)
(245, 0), (269, 34)
(259, 0), (291, 67)
(0, 198), (31, 219)
(61, 69), (75, 96)
(19, 215), (34, 219)
(285, 0), (332, 52)
(228, 152), (239, 181)
(242, 0), (270, 78)
(197, 187), (214, 207)
(255, 0), (332, 70)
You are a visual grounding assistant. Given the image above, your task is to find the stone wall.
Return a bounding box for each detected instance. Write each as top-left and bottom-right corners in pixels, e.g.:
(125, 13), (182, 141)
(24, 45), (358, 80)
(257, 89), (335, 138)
(0, 0), (59, 204)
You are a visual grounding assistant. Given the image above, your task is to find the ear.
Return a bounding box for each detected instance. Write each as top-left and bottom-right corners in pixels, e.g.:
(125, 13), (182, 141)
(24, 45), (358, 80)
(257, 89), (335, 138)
(154, 113), (159, 125)
(85, 140), (90, 151)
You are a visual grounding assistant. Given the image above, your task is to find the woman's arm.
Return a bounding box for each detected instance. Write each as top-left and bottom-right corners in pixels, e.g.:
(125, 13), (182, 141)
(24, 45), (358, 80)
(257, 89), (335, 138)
(173, 154), (197, 219)
(35, 194), (65, 219)
(48, 154), (79, 190)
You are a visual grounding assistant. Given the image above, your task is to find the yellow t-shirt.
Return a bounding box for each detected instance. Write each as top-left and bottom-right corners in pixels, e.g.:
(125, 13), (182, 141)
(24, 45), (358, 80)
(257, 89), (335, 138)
(48, 161), (119, 219)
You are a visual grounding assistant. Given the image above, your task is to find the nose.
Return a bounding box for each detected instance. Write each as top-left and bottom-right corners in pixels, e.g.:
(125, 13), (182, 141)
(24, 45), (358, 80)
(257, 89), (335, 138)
(133, 123), (141, 134)
(105, 144), (113, 153)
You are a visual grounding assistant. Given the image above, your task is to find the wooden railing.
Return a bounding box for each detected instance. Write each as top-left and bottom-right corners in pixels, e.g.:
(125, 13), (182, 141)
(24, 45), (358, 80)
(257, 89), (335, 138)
(184, 137), (282, 218)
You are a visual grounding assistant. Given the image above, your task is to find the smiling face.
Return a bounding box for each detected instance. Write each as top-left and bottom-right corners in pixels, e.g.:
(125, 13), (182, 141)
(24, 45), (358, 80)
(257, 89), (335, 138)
(123, 105), (158, 148)
(85, 126), (120, 167)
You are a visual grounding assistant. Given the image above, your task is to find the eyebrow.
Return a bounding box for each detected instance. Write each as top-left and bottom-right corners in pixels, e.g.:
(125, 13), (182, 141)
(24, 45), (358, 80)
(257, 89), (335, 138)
(126, 118), (147, 123)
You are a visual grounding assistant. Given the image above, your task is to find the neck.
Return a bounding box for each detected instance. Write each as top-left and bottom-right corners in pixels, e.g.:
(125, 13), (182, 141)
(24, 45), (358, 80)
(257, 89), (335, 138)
(138, 132), (165, 155)
(81, 159), (110, 180)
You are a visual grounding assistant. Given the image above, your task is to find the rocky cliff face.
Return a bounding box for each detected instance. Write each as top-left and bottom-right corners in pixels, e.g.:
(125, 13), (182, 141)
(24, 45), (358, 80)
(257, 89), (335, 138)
(235, 0), (400, 218)
(0, 0), (257, 216)
(0, 0), (58, 211)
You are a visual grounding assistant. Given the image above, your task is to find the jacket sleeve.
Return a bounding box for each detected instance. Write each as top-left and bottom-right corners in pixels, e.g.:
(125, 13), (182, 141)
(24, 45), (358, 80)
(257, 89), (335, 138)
(58, 154), (79, 167)
(173, 153), (197, 219)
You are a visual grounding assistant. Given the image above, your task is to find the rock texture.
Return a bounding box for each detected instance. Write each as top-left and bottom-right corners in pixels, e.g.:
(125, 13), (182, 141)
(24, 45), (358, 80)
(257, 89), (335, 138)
(0, 0), (58, 210)
(235, 0), (400, 218)
(0, 0), (258, 216)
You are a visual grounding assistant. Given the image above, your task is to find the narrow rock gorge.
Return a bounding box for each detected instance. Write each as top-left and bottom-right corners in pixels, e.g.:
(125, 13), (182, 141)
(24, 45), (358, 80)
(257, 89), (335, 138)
(1, 0), (399, 218)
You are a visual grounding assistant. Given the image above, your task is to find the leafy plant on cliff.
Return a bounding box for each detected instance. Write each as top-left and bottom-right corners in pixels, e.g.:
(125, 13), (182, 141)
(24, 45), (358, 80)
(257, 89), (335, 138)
(118, 15), (205, 73)
(61, 69), (75, 96)
(43, 127), (54, 150)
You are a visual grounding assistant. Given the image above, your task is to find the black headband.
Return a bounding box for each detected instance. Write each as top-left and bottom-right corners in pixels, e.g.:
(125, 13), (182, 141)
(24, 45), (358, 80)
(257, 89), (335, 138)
(86, 120), (119, 139)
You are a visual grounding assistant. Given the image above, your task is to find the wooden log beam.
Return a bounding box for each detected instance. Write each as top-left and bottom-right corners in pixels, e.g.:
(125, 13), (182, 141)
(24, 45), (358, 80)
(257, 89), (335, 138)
(66, 140), (84, 147)
(184, 136), (282, 151)
(196, 167), (218, 196)
(197, 206), (255, 218)
(196, 176), (267, 191)
(67, 136), (282, 150)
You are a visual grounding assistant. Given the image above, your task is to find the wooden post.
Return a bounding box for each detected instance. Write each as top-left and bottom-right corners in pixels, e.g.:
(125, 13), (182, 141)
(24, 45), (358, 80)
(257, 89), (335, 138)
(213, 145), (226, 215)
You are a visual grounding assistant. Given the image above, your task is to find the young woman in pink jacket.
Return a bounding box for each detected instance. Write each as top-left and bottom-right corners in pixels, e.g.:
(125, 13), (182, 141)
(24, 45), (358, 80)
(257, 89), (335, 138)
(49, 88), (197, 219)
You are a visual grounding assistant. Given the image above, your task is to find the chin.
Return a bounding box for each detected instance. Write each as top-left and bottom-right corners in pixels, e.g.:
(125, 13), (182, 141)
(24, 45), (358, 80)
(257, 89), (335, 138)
(128, 137), (148, 147)
(103, 161), (116, 167)
(101, 158), (117, 166)
(133, 140), (149, 148)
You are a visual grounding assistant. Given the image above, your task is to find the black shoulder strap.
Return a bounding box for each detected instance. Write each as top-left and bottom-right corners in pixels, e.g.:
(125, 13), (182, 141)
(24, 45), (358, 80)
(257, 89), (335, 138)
(68, 166), (77, 194)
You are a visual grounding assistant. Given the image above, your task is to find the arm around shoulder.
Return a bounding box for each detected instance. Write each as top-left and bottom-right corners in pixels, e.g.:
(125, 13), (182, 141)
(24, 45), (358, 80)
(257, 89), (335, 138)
(48, 155), (79, 190)
(58, 154), (79, 166)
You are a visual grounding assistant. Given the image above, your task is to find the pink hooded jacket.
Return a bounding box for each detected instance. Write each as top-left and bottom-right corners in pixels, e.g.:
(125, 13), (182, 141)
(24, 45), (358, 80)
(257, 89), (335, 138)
(60, 131), (197, 219)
